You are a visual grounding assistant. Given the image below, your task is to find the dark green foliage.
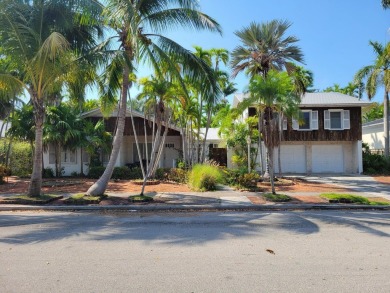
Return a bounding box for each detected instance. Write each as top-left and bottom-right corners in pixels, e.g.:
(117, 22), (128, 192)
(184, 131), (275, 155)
(87, 166), (106, 179)
(236, 172), (260, 189)
(262, 193), (291, 202)
(112, 166), (132, 180)
(154, 168), (168, 180)
(42, 167), (54, 178)
(64, 194), (102, 205)
(222, 167), (260, 189)
(363, 148), (390, 174)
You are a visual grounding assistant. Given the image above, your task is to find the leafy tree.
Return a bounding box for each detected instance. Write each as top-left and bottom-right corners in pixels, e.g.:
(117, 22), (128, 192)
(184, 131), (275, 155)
(86, 0), (221, 196)
(383, 0), (390, 8)
(362, 102), (384, 122)
(354, 41), (390, 157)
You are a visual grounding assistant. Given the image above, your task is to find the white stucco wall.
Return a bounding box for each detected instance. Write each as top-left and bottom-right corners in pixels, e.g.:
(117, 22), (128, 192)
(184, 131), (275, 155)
(362, 120), (387, 150)
(0, 120), (11, 137)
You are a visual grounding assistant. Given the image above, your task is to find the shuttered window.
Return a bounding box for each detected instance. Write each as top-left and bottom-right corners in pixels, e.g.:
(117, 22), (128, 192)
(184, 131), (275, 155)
(324, 110), (350, 130)
(292, 110), (318, 130)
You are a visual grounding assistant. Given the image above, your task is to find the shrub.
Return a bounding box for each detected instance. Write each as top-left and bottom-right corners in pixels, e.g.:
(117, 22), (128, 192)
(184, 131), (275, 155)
(0, 139), (32, 177)
(155, 168), (169, 180)
(236, 172), (260, 189)
(363, 152), (390, 174)
(112, 166), (132, 180)
(188, 164), (223, 191)
(0, 164), (11, 183)
(128, 167), (143, 180)
(42, 167), (54, 178)
(167, 168), (188, 183)
(87, 166), (106, 179)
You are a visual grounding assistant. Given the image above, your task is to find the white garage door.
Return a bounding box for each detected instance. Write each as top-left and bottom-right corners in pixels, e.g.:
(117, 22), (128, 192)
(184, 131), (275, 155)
(274, 145), (306, 173)
(312, 145), (344, 173)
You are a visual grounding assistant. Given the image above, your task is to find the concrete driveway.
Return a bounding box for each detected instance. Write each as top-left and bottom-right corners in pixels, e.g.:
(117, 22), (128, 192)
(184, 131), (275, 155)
(302, 174), (390, 199)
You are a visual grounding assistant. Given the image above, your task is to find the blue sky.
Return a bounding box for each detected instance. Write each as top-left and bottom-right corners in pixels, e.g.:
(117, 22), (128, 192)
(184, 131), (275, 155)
(92, 0), (390, 104)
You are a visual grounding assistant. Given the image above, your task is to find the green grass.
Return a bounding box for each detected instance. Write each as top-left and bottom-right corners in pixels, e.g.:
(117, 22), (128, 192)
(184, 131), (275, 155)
(0, 194), (61, 204)
(320, 193), (389, 205)
(188, 164), (223, 192)
(64, 194), (102, 205)
(262, 193), (292, 202)
(128, 195), (153, 202)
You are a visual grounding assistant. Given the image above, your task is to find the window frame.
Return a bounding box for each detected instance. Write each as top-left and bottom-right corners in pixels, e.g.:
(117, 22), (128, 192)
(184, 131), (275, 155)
(324, 109), (350, 130)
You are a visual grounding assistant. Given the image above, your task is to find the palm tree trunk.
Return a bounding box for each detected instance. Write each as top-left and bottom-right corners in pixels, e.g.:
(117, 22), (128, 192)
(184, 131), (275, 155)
(278, 113), (283, 177)
(86, 65), (130, 196)
(80, 147), (84, 176)
(196, 97), (203, 163)
(144, 117), (149, 171)
(201, 110), (212, 163)
(129, 103), (145, 178)
(28, 94), (44, 197)
(384, 91), (389, 157)
(258, 112), (265, 175)
(5, 137), (12, 168)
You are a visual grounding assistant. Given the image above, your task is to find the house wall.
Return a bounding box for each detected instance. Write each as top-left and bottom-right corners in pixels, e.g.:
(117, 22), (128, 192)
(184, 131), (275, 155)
(272, 141), (360, 174)
(0, 120), (11, 137)
(362, 123), (384, 150)
(283, 107), (362, 141)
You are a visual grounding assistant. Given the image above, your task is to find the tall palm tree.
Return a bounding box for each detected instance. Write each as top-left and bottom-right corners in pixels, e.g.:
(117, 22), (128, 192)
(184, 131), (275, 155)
(383, 0), (390, 8)
(354, 41), (390, 157)
(0, 0), (102, 196)
(230, 19), (304, 176)
(249, 70), (299, 194)
(86, 0), (221, 196)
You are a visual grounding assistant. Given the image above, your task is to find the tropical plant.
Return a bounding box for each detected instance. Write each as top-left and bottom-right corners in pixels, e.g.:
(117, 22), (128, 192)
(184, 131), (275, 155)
(248, 70), (300, 194)
(230, 19), (304, 176)
(0, 0), (102, 196)
(188, 164), (223, 191)
(86, 0), (221, 196)
(354, 41), (390, 157)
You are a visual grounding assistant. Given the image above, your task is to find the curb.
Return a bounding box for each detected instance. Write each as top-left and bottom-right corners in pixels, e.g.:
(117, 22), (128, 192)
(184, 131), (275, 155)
(1, 204), (389, 212)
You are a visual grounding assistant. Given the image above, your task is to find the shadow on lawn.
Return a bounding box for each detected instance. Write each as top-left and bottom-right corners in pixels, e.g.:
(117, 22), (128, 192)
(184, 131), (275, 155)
(0, 210), (389, 245)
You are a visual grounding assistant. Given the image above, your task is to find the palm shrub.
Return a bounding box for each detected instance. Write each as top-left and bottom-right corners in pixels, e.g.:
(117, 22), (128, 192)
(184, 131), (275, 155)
(188, 164), (223, 191)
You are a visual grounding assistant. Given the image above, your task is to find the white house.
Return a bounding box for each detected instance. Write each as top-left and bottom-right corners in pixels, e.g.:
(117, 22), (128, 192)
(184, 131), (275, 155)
(362, 117), (389, 153)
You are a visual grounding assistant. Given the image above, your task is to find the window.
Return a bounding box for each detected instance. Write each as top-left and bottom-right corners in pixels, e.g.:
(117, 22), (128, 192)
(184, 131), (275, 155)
(292, 110), (318, 130)
(165, 143), (174, 148)
(209, 143), (219, 148)
(324, 110), (350, 130)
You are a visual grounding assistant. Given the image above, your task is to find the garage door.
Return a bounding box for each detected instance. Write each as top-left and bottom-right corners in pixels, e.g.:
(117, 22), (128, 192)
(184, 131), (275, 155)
(274, 145), (306, 173)
(312, 145), (344, 173)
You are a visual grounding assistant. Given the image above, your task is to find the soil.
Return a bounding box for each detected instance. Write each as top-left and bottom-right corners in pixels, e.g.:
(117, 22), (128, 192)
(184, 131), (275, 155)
(372, 176), (390, 185)
(0, 177), (191, 194)
(0, 176), (352, 195)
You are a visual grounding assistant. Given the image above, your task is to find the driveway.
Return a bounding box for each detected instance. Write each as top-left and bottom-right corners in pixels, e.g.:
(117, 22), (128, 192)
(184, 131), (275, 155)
(302, 174), (390, 199)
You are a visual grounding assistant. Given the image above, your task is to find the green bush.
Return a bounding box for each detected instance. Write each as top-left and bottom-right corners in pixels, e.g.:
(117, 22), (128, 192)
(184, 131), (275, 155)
(112, 166), (132, 180)
(87, 166), (106, 179)
(167, 168), (188, 183)
(128, 167), (143, 180)
(188, 164), (223, 191)
(237, 172), (260, 188)
(42, 167), (54, 178)
(155, 168), (169, 180)
(0, 139), (32, 177)
(363, 152), (390, 174)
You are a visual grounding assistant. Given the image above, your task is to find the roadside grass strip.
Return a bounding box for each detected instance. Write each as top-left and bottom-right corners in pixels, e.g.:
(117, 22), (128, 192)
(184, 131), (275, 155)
(64, 194), (103, 205)
(0, 194), (62, 204)
(320, 193), (389, 205)
(128, 195), (154, 203)
(262, 193), (292, 202)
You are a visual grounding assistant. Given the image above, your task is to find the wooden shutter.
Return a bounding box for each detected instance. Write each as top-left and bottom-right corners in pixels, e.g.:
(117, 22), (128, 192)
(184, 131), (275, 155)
(343, 110), (350, 129)
(311, 111), (318, 130)
(324, 110), (330, 130)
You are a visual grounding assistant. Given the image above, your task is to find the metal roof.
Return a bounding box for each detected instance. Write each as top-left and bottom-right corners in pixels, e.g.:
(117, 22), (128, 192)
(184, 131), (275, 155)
(233, 92), (371, 107)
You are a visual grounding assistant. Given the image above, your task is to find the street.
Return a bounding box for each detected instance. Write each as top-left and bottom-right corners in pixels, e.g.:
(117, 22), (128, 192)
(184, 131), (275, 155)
(1, 210), (390, 292)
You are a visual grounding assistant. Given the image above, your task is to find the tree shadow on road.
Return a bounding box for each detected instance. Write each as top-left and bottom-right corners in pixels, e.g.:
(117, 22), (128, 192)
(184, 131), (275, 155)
(0, 210), (389, 245)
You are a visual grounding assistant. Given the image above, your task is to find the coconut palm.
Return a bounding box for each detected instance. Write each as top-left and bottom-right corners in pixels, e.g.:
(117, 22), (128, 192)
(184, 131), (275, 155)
(383, 0), (390, 8)
(86, 0), (221, 196)
(231, 19), (304, 176)
(354, 41), (390, 157)
(0, 0), (102, 196)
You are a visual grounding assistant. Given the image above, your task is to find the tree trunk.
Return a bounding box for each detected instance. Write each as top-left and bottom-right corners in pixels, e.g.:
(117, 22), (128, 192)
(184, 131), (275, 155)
(129, 102), (145, 178)
(258, 112), (265, 175)
(196, 97), (203, 163)
(86, 65), (130, 196)
(278, 113), (283, 177)
(144, 117), (149, 171)
(201, 110), (212, 163)
(80, 147), (84, 176)
(28, 94), (44, 197)
(384, 91), (389, 157)
(5, 137), (13, 168)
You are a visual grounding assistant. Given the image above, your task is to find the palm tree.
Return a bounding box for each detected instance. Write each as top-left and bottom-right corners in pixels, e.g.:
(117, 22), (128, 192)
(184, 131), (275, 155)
(230, 19), (304, 176)
(86, 0), (221, 196)
(249, 70), (299, 194)
(0, 0), (102, 196)
(383, 0), (390, 8)
(354, 41), (390, 157)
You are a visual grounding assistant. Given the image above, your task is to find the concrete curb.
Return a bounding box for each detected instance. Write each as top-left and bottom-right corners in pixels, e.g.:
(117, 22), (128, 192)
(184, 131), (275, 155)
(1, 204), (389, 212)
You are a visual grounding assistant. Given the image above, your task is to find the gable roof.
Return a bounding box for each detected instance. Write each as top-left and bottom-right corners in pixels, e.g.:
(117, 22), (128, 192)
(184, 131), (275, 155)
(233, 92), (370, 108)
(81, 107), (181, 132)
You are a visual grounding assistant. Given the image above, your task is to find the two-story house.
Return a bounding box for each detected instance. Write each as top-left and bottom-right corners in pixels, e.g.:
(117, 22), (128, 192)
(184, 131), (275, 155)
(232, 92), (370, 174)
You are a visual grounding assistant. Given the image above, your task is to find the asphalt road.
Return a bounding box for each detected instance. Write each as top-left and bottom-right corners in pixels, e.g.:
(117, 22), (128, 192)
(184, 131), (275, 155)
(1, 210), (390, 293)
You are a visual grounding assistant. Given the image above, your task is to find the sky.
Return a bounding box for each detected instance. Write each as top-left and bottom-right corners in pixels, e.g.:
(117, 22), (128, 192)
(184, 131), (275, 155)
(90, 0), (390, 104)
